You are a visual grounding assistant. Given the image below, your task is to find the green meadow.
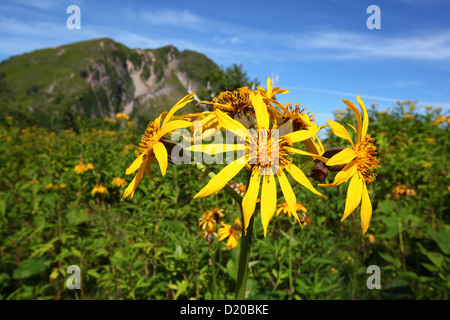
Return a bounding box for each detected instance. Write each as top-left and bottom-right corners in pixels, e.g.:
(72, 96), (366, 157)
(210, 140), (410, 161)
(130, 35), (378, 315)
(0, 100), (448, 300)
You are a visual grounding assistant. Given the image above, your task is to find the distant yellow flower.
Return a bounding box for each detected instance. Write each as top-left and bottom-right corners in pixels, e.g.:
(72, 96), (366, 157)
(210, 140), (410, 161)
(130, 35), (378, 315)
(59, 184), (67, 189)
(434, 115), (445, 124)
(330, 268), (338, 275)
(319, 96), (380, 234)
(218, 218), (242, 249)
(74, 162), (94, 174)
(45, 183), (54, 189)
(74, 164), (86, 174)
(336, 109), (346, 114)
(92, 184), (108, 195)
(198, 208), (224, 231)
(116, 113), (130, 120)
(421, 162), (432, 168)
(229, 181), (247, 196)
(5, 116), (13, 120)
(111, 177), (127, 187)
(276, 201), (307, 217)
(122, 94), (195, 202)
(424, 106), (433, 110)
(29, 179), (40, 184)
(424, 137), (435, 143)
(367, 233), (375, 244)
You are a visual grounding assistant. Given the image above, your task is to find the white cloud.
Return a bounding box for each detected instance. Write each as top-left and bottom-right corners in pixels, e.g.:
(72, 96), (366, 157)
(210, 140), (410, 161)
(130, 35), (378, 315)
(281, 30), (450, 61)
(141, 9), (201, 28)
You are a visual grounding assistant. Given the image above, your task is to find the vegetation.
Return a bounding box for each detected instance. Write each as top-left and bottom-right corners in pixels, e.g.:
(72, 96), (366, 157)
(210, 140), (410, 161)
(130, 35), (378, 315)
(0, 99), (448, 300)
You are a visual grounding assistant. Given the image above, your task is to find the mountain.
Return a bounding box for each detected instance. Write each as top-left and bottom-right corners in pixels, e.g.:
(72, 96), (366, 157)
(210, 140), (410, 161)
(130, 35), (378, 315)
(0, 38), (224, 129)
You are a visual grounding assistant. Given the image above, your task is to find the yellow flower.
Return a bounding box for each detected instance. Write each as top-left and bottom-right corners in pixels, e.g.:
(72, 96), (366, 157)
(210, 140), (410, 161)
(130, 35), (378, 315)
(74, 164), (87, 174)
(111, 177), (127, 187)
(421, 162), (432, 168)
(122, 94), (195, 201)
(74, 162), (94, 174)
(336, 109), (346, 114)
(424, 106), (433, 110)
(59, 184), (67, 189)
(116, 113), (130, 120)
(330, 268), (338, 275)
(45, 183), (54, 189)
(367, 233), (375, 244)
(192, 92), (326, 237)
(92, 184), (108, 195)
(198, 208), (224, 231)
(319, 95), (380, 234)
(29, 179), (40, 184)
(229, 181), (247, 196)
(218, 218), (242, 249)
(276, 201), (307, 217)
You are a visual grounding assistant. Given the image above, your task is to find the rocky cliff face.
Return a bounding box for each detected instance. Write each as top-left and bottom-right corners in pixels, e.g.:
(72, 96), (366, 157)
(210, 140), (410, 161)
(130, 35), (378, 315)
(0, 38), (221, 128)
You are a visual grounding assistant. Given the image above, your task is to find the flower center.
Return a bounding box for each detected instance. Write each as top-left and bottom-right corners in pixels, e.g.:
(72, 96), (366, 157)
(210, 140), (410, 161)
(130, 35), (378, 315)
(354, 134), (380, 184)
(136, 121), (160, 157)
(246, 130), (292, 175)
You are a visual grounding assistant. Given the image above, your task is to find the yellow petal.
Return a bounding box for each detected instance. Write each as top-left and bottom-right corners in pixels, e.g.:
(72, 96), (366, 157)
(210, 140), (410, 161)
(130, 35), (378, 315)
(286, 147), (329, 163)
(327, 120), (355, 147)
(342, 98), (362, 144)
(125, 153), (145, 175)
(341, 174), (363, 222)
(326, 148), (356, 166)
(187, 144), (246, 155)
(251, 92), (270, 129)
(193, 157), (246, 199)
(145, 160), (157, 183)
(277, 171), (301, 225)
(160, 120), (193, 138)
(286, 163), (326, 199)
(261, 174), (277, 237)
(266, 77), (272, 98)
(360, 183), (372, 234)
(242, 170), (261, 232)
(121, 160), (147, 201)
(319, 160), (357, 188)
(163, 93), (195, 125)
(283, 127), (318, 143)
(357, 95), (369, 141)
(153, 142), (168, 176)
(215, 109), (247, 139)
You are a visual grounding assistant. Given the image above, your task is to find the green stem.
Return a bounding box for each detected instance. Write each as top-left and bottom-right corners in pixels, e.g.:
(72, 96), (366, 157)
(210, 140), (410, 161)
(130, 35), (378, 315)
(210, 242), (219, 299)
(235, 212), (254, 300)
(397, 202), (407, 272)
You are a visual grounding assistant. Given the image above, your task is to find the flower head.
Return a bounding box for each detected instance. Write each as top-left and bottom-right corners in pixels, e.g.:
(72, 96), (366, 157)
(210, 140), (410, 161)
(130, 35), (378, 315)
(191, 89), (327, 237)
(92, 184), (108, 195)
(111, 177), (127, 187)
(319, 95), (380, 234)
(121, 94), (195, 202)
(218, 218), (243, 249)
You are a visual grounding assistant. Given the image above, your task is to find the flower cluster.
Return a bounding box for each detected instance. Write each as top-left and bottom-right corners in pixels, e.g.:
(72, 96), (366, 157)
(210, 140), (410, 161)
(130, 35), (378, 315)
(74, 162), (94, 174)
(122, 77), (380, 236)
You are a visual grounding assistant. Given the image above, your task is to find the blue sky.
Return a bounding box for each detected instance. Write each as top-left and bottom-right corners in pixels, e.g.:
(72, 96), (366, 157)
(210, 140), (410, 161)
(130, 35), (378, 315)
(1, 0), (450, 124)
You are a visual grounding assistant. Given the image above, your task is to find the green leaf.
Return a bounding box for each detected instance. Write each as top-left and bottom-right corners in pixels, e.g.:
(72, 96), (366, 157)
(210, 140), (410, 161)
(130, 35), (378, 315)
(13, 258), (51, 279)
(426, 225), (450, 255)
